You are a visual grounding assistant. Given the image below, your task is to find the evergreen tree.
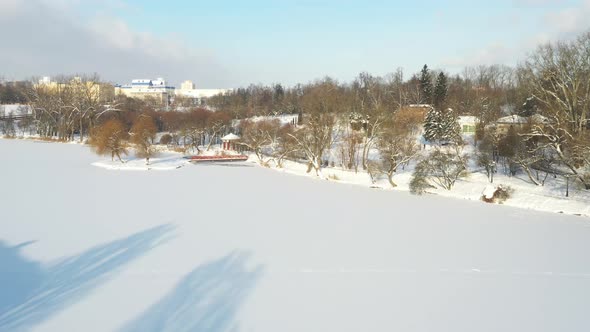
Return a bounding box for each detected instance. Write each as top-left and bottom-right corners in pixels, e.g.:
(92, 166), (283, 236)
(424, 107), (461, 144)
(433, 72), (448, 109)
(439, 108), (461, 143)
(419, 64), (433, 105)
(423, 106), (441, 142)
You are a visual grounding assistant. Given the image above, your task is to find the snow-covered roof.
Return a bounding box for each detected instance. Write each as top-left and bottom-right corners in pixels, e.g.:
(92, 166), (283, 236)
(458, 116), (478, 124)
(496, 114), (549, 124)
(222, 133), (240, 141)
(496, 115), (528, 124)
(250, 114), (298, 125)
(232, 114), (299, 128)
(530, 114), (550, 123)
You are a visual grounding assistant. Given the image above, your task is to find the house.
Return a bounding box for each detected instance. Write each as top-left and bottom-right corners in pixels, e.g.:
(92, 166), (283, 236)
(458, 116), (478, 134)
(492, 114), (549, 135)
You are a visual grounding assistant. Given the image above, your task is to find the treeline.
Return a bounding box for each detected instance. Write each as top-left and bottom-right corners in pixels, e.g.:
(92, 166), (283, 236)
(1, 30), (589, 191)
(211, 31), (590, 191)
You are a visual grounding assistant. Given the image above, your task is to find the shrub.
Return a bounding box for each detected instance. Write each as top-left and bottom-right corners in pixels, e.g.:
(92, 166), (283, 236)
(481, 185), (514, 204)
(159, 134), (173, 145)
(410, 148), (468, 193)
(89, 119), (129, 163)
(409, 171), (435, 195)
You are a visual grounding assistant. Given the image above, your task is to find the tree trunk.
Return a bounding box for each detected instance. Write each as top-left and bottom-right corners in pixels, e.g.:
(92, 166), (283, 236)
(522, 165), (541, 186)
(387, 172), (398, 188)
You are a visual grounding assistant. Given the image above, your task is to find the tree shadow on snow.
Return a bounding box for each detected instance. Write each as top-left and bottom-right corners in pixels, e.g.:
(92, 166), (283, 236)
(120, 251), (264, 332)
(0, 224), (174, 332)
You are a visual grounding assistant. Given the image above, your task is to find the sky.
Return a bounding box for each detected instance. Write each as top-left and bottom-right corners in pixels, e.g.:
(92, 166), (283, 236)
(0, 0), (589, 88)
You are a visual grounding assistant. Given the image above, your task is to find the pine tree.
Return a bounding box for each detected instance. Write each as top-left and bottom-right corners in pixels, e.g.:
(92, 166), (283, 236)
(423, 106), (441, 142)
(433, 72), (448, 109)
(419, 65), (433, 105)
(439, 108), (461, 143)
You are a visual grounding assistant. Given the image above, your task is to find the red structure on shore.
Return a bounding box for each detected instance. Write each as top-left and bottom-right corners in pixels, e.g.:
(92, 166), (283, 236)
(221, 133), (240, 151)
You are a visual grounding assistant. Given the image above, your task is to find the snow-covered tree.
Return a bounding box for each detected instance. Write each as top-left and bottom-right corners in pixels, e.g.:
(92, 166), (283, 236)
(205, 112), (231, 151)
(423, 106), (440, 142)
(272, 124), (298, 168)
(439, 108), (461, 143)
(289, 113), (336, 177)
(239, 119), (280, 166)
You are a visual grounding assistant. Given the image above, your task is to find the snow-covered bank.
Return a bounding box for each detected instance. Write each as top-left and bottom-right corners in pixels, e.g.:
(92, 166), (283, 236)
(258, 155), (590, 218)
(2, 139), (590, 332)
(92, 153), (188, 171)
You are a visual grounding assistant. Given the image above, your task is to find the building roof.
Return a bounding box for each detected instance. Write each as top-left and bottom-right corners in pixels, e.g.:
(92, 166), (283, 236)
(496, 114), (549, 124)
(496, 115), (528, 124)
(222, 133), (240, 141)
(458, 116), (478, 124)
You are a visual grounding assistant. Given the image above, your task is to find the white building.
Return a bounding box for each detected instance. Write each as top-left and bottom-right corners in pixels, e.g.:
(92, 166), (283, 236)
(232, 114), (299, 129)
(115, 78), (175, 105)
(458, 116), (479, 134)
(175, 80), (232, 100)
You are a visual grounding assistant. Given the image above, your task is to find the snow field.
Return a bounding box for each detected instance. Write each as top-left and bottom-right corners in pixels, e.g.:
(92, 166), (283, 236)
(1, 139), (590, 332)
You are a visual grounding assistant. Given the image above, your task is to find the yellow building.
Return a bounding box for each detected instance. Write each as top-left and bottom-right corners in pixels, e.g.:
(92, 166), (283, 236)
(35, 76), (115, 103)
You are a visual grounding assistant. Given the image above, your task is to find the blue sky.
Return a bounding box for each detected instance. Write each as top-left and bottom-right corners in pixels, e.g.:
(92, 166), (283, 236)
(1, 0), (589, 87)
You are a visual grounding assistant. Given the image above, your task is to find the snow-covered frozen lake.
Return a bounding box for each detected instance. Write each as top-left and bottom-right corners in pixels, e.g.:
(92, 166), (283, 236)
(1, 139), (590, 332)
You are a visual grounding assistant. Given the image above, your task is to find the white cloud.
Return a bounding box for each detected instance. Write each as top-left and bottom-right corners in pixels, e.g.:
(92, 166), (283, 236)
(543, 0), (590, 36)
(442, 43), (515, 68)
(0, 0), (231, 87)
(441, 0), (590, 70)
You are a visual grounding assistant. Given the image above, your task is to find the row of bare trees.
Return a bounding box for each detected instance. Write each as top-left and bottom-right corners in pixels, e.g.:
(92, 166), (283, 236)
(20, 76), (117, 141)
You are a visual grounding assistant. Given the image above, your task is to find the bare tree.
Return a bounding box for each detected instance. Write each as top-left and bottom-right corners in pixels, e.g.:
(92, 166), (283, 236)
(288, 80), (340, 177)
(352, 72), (388, 170)
(521, 32), (590, 135)
(410, 147), (468, 193)
(239, 119), (280, 165)
(290, 112), (336, 177)
(89, 118), (129, 163)
(130, 115), (158, 165)
(339, 126), (362, 171)
(205, 112), (231, 151)
(272, 124), (298, 168)
(375, 111), (421, 187)
(1, 113), (16, 137)
(523, 117), (590, 189)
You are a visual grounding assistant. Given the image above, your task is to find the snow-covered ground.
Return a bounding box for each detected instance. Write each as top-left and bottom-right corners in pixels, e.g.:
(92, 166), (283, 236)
(268, 156), (590, 218)
(262, 135), (590, 218)
(92, 152), (189, 171)
(2, 139), (590, 332)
